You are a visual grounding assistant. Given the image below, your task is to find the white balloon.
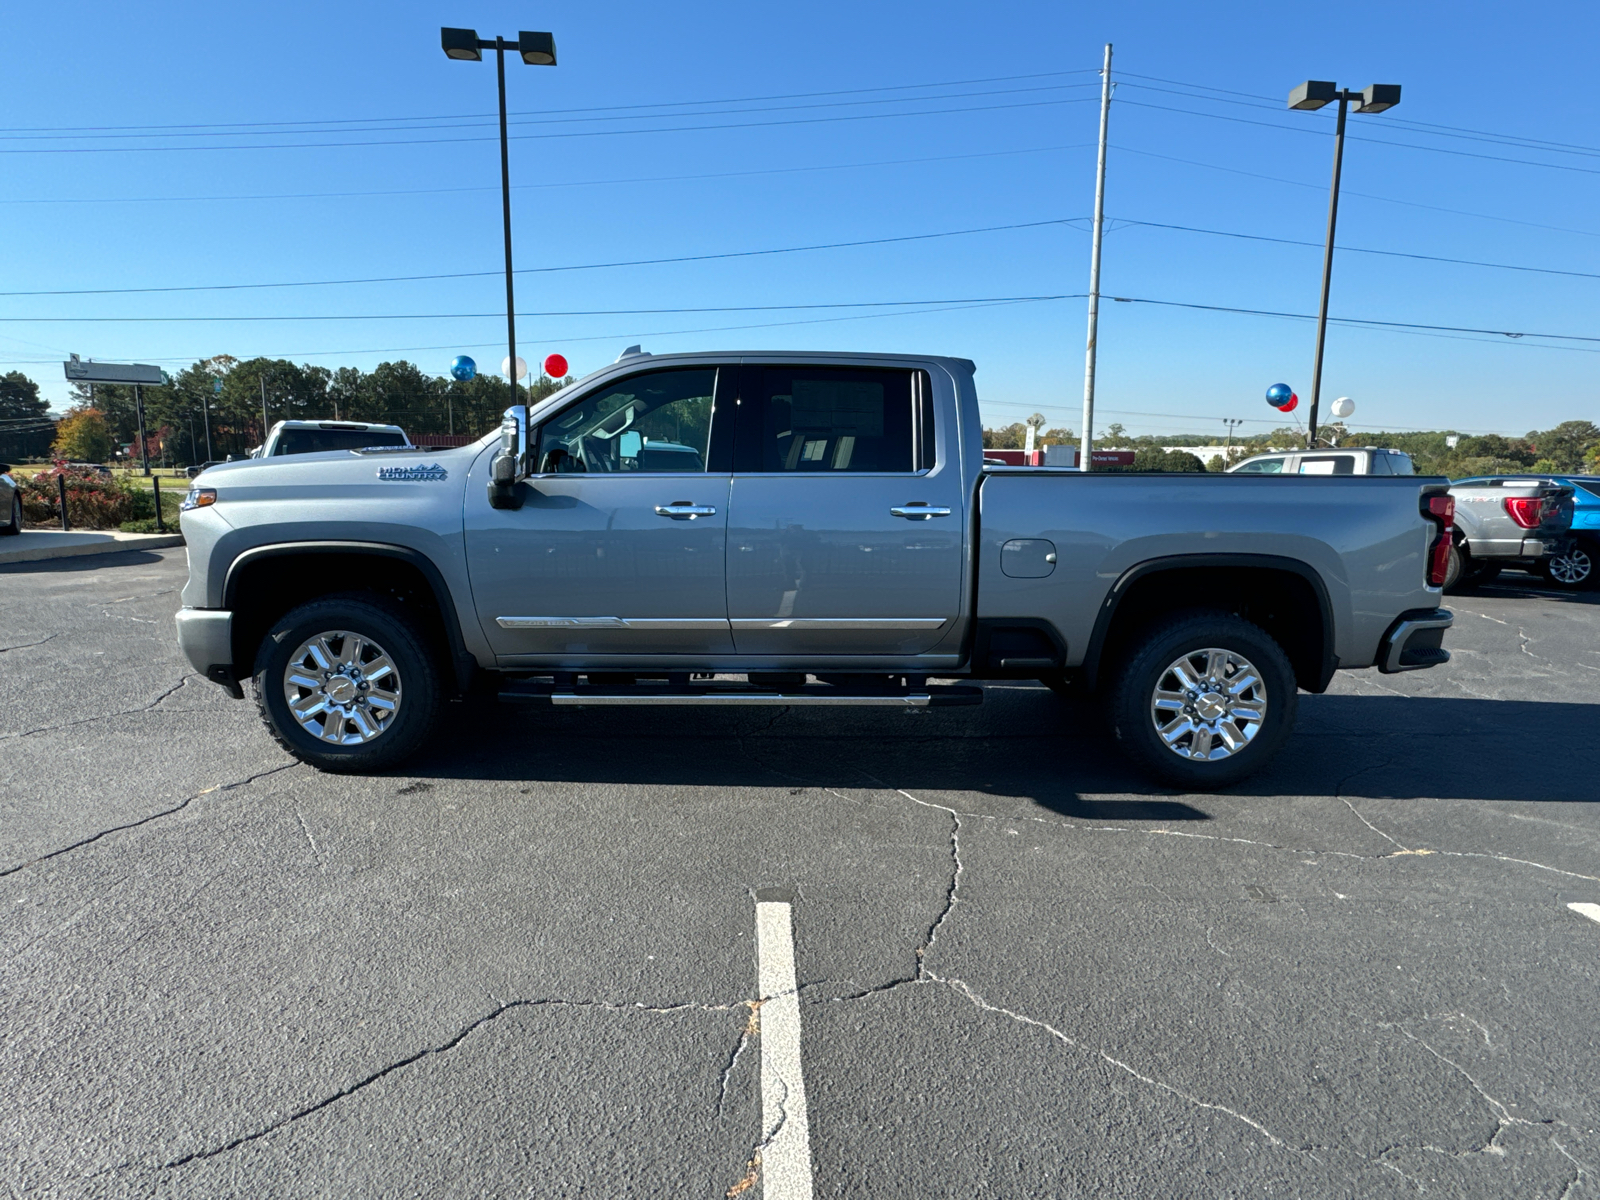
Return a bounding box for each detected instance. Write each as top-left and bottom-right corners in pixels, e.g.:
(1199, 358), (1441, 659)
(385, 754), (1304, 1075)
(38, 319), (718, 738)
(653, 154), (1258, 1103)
(1330, 396), (1355, 419)
(501, 355), (529, 381)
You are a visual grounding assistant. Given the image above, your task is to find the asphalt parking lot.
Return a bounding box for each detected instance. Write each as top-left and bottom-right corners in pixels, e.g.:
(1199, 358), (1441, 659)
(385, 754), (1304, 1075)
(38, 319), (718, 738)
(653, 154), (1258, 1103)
(2, 548), (1597, 1198)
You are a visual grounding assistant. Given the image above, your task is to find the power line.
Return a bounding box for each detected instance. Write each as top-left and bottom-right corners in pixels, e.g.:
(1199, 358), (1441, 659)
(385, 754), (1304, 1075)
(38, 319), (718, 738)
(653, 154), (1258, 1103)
(1119, 218), (1600, 282)
(0, 295), (1080, 323)
(0, 298), (1056, 368)
(0, 219), (1083, 298)
(0, 96), (1100, 156)
(0, 81), (1099, 144)
(1116, 71), (1600, 161)
(0, 69), (1097, 135)
(1112, 144), (1600, 239)
(1106, 294), (1600, 345)
(0, 143), (1084, 207)
(1115, 95), (1600, 180)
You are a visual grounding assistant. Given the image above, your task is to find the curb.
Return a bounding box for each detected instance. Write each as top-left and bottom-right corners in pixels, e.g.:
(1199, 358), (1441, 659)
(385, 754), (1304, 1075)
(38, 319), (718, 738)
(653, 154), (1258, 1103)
(0, 530), (185, 566)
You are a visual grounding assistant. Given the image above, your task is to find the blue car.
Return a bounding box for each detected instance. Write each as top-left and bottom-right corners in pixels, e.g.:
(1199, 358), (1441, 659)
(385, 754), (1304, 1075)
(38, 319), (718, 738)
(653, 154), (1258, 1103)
(1453, 474), (1599, 589)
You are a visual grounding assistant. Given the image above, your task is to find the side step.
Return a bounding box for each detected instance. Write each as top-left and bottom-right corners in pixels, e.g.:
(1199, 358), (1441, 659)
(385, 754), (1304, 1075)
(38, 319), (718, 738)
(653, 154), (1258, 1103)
(499, 680), (982, 707)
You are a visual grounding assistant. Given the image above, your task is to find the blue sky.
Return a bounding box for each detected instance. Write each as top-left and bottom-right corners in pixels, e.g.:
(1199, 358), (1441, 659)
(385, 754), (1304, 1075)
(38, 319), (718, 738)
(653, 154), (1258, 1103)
(3, 0), (1597, 439)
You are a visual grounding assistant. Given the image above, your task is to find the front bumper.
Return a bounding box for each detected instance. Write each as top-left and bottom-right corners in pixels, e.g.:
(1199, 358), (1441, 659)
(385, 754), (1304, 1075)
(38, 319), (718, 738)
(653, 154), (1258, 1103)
(174, 607), (242, 698)
(1377, 608), (1453, 674)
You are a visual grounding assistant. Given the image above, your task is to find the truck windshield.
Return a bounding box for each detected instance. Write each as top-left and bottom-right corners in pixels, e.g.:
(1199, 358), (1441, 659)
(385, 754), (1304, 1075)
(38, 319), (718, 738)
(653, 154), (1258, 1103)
(274, 429), (408, 455)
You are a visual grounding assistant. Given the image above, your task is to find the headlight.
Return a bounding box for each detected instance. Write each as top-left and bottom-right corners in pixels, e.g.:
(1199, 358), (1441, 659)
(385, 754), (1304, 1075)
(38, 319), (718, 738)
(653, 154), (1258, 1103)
(181, 487), (217, 511)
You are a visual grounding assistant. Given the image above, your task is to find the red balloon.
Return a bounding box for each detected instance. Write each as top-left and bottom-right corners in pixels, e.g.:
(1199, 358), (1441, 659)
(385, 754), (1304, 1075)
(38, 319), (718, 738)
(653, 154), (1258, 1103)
(543, 353), (568, 378)
(1278, 394), (1299, 413)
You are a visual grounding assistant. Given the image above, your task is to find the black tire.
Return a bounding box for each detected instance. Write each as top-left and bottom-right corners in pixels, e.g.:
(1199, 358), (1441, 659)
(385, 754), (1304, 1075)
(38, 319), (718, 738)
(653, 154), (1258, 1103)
(0, 492), (20, 536)
(1108, 610), (1298, 791)
(1443, 541), (1499, 592)
(1542, 538), (1597, 590)
(252, 593), (442, 773)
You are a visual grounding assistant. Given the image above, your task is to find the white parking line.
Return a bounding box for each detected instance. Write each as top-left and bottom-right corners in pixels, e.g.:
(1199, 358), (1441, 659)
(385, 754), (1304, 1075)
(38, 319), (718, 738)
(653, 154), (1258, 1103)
(1568, 902), (1600, 926)
(755, 889), (814, 1200)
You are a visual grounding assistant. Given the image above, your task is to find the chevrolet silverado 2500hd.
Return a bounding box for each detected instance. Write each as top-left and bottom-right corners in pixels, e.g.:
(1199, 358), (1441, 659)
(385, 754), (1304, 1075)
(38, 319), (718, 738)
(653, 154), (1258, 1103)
(175, 350), (1456, 788)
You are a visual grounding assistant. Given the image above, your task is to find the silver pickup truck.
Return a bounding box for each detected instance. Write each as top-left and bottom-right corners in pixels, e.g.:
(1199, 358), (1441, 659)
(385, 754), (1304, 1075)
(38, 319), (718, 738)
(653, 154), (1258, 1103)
(1444, 476), (1574, 590)
(175, 350), (1456, 789)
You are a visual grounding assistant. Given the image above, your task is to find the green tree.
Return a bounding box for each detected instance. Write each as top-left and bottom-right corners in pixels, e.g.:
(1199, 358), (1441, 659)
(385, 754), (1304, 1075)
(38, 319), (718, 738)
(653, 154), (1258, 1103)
(0, 371), (54, 459)
(52, 406), (113, 462)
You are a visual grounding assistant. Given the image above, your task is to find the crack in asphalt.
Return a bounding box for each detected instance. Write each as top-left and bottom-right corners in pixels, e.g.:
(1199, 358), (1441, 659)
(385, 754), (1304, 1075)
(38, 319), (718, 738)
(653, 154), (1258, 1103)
(0, 672), (202, 743)
(0, 764), (299, 879)
(716, 1001), (761, 1118)
(142, 996), (740, 1172)
(1373, 1023), (1594, 1189)
(0, 633), (59, 654)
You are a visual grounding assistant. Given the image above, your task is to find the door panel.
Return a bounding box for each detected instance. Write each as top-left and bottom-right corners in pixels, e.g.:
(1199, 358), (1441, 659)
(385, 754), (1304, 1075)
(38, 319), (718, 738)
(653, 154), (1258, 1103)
(725, 365), (963, 656)
(466, 366), (735, 659)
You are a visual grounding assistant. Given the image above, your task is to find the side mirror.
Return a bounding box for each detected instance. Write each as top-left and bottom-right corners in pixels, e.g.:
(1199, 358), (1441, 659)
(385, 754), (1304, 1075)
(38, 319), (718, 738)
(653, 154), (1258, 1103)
(488, 406), (528, 510)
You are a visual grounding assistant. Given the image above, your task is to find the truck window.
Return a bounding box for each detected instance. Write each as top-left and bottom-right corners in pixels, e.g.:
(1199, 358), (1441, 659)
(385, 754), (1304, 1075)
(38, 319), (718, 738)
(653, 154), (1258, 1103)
(1369, 451), (1393, 475)
(273, 428), (408, 455)
(535, 368), (716, 474)
(1389, 453), (1415, 475)
(1298, 455), (1356, 475)
(1235, 457), (1285, 474)
(743, 366), (920, 473)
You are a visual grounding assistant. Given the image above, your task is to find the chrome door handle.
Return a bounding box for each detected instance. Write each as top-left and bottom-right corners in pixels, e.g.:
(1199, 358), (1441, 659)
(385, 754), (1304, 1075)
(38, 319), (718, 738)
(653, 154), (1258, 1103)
(890, 505), (953, 519)
(655, 502), (717, 519)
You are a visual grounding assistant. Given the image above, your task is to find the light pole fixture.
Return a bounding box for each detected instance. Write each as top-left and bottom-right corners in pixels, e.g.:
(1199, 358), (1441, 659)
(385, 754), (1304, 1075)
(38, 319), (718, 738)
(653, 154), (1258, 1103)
(1288, 80), (1401, 447)
(440, 26), (558, 442)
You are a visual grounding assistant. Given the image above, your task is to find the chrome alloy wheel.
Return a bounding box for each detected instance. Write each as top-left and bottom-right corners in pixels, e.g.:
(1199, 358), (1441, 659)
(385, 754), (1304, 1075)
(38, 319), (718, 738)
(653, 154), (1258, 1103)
(1149, 647), (1268, 762)
(1548, 545), (1592, 586)
(282, 630), (401, 744)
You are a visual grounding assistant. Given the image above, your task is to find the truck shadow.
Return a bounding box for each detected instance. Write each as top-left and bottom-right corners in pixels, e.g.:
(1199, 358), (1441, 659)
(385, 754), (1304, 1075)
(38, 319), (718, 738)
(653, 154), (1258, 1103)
(412, 687), (1599, 814)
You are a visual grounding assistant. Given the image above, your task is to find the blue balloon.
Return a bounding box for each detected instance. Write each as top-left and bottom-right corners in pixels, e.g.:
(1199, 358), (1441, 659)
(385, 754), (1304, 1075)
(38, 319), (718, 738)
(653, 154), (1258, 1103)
(1266, 382), (1293, 408)
(450, 355), (477, 382)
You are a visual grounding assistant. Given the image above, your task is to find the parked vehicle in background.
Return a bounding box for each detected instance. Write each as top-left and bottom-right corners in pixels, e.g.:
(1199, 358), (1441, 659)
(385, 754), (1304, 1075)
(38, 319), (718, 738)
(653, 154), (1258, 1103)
(1451, 475), (1596, 590)
(254, 420), (411, 459)
(1229, 447), (1415, 476)
(1444, 476), (1574, 591)
(174, 348), (1456, 791)
(0, 463), (20, 535)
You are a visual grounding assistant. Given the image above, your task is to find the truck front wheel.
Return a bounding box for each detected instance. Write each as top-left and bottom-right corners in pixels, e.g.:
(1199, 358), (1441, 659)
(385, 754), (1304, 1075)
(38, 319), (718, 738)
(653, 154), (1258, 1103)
(1108, 610), (1297, 790)
(252, 593), (442, 773)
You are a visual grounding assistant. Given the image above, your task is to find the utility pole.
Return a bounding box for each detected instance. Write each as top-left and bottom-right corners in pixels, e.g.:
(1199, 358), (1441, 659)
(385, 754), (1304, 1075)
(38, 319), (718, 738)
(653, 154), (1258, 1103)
(1222, 417), (1243, 459)
(1079, 42), (1113, 474)
(260, 374), (270, 446)
(203, 378), (217, 462)
(133, 383), (150, 475)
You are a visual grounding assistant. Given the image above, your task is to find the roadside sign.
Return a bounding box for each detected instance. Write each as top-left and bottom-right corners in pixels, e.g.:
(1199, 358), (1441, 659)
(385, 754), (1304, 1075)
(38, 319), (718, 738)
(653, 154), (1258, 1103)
(62, 356), (163, 385)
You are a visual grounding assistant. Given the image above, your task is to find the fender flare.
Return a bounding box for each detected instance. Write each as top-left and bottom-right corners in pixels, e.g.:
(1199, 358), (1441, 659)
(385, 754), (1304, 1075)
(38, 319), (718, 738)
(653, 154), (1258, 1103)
(223, 540), (476, 693)
(1079, 552), (1337, 693)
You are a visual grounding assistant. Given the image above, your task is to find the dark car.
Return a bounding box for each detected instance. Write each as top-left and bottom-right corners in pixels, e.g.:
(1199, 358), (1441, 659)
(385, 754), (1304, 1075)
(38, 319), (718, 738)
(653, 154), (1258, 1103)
(0, 463), (20, 536)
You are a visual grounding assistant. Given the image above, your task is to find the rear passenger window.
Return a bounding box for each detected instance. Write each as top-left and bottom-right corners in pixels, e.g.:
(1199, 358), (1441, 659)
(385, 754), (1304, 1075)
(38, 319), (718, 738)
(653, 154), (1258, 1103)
(1299, 455), (1356, 475)
(742, 366), (929, 473)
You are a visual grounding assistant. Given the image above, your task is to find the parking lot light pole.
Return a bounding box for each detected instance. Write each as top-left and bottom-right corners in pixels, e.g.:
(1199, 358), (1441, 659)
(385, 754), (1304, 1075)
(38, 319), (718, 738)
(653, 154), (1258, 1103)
(441, 26), (557, 436)
(1288, 80), (1401, 447)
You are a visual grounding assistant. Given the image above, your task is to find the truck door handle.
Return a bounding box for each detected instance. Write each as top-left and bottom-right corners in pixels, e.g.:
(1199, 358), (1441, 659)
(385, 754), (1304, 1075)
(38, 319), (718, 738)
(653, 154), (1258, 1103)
(890, 505), (953, 519)
(655, 502), (717, 519)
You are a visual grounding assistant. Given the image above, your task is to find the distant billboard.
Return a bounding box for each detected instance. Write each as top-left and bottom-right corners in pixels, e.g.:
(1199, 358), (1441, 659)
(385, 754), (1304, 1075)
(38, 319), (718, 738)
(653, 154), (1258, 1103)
(63, 356), (164, 386)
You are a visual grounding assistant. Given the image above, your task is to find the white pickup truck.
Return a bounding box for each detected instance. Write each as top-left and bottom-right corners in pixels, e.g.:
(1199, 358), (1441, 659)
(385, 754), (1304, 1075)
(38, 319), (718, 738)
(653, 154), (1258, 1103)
(175, 349), (1456, 789)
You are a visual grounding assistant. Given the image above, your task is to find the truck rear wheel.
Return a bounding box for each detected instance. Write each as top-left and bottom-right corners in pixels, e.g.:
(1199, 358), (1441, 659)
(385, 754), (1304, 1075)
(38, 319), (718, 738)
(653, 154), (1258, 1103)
(252, 593), (442, 773)
(1108, 610), (1297, 790)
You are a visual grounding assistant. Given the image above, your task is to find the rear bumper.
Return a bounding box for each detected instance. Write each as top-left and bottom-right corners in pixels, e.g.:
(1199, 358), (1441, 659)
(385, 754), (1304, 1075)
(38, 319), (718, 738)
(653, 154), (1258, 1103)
(1377, 608), (1453, 674)
(174, 607), (242, 698)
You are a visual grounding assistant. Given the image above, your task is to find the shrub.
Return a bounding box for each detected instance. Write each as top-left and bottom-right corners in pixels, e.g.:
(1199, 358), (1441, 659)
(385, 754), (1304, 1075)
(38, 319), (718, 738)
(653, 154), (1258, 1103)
(19, 463), (137, 528)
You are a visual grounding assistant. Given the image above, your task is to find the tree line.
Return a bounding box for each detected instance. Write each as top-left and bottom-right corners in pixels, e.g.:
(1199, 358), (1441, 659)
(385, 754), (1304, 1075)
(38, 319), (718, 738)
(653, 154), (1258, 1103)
(1, 357), (569, 467)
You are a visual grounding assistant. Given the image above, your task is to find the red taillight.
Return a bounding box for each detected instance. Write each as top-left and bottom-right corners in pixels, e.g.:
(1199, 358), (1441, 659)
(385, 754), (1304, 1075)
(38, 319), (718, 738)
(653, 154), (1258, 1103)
(1503, 496), (1543, 528)
(1424, 494), (1454, 587)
